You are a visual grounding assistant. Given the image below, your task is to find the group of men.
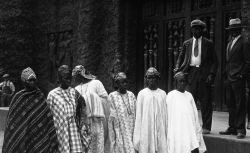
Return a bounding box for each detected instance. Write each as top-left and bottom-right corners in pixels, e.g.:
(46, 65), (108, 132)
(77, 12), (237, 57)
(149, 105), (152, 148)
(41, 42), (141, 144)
(132, 17), (250, 152)
(1, 17), (250, 153)
(174, 18), (250, 139)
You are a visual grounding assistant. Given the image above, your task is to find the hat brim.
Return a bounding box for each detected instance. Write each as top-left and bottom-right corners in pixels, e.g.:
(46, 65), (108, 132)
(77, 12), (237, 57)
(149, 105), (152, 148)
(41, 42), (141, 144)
(191, 24), (206, 28)
(226, 26), (245, 30)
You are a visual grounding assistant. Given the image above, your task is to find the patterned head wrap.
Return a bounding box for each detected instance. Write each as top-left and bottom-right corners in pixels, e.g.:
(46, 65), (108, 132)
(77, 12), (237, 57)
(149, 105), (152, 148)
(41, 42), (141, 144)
(144, 67), (161, 78)
(58, 65), (71, 78)
(21, 67), (36, 82)
(174, 71), (187, 81)
(114, 72), (127, 83)
(72, 65), (96, 80)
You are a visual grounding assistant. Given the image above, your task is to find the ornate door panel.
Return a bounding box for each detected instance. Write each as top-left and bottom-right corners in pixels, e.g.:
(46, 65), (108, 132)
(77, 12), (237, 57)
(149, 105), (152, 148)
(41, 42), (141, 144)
(137, 0), (241, 111)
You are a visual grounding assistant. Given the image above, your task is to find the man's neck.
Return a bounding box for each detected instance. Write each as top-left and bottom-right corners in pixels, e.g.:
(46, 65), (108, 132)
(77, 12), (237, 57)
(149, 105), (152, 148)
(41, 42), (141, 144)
(148, 86), (157, 90)
(193, 36), (202, 40)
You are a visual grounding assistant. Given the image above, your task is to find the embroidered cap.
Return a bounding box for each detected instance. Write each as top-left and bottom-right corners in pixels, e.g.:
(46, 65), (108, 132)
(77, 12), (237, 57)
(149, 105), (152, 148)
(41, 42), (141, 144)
(145, 67), (161, 78)
(114, 72), (127, 83)
(58, 65), (71, 78)
(174, 71), (187, 81)
(21, 67), (36, 81)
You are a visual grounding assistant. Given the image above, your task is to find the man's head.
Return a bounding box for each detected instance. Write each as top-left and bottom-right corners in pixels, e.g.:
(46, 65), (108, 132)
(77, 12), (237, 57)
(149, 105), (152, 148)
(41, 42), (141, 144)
(21, 67), (37, 90)
(115, 72), (128, 91)
(145, 67), (160, 90)
(191, 19), (206, 39)
(115, 50), (123, 61)
(226, 18), (244, 38)
(2, 74), (9, 81)
(58, 65), (72, 89)
(72, 65), (96, 84)
(174, 72), (187, 92)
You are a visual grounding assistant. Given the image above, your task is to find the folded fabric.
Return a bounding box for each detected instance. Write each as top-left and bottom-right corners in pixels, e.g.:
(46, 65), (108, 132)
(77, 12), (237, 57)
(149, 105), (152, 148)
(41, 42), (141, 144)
(84, 92), (105, 118)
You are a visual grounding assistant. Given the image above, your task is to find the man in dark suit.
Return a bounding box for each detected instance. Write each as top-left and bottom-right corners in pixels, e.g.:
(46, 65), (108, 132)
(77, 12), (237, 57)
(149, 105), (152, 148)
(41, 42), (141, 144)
(174, 19), (218, 134)
(219, 18), (250, 139)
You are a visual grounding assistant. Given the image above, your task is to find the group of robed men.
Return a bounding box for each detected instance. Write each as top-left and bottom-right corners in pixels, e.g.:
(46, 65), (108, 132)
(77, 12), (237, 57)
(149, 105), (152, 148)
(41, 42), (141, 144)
(2, 17), (250, 153)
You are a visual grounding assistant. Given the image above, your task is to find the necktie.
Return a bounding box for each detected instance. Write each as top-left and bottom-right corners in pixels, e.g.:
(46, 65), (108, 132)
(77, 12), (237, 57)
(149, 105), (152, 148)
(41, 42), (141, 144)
(227, 38), (234, 59)
(194, 39), (199, 57)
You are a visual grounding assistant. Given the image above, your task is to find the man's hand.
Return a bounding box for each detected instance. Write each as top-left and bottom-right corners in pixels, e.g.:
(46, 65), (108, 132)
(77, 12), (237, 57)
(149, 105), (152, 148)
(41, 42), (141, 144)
(173, 68), (179, 74)
(206, 74), (214, 85)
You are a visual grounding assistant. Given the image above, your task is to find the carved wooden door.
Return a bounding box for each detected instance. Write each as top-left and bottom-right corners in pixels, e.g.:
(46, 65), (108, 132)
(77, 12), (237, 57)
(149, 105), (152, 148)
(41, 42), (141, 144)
(137, 0), (241, 111)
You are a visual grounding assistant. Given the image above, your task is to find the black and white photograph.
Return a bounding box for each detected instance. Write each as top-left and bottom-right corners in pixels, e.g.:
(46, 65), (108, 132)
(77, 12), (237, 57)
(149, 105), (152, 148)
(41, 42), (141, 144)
(0, 0), (249, 152)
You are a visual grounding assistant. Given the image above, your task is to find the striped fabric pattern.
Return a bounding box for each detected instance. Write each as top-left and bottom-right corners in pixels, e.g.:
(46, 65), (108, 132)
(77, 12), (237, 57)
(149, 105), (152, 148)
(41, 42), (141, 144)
(47, 87), (82, 153)
(2, 88), (59, 153)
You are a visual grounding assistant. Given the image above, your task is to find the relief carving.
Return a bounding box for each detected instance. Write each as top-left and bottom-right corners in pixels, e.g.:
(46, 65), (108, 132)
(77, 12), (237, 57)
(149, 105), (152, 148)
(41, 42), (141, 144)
(48, 30), (73, 84)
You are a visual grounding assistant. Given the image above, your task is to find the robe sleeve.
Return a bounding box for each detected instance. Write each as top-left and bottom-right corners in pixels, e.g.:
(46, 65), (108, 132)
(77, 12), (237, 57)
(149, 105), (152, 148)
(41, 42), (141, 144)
(133, 91), (143, 151)
(130, 92), (137, 117)
(95, 80), (108, 98)
(108, 94), (119, 153)
(191, 96), (207, 152)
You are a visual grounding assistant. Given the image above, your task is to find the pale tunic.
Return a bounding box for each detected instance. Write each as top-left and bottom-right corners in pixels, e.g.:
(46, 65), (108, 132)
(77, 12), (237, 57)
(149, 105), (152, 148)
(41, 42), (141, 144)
(75, 79), (109, 153)
(167, 90), (206, 153)
(108, 91), (136, 153)
(133, 88), (168, 153)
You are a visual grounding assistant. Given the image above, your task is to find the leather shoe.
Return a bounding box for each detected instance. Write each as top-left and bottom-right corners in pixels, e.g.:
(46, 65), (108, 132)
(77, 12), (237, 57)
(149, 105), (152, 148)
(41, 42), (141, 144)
(219, 129), (237, 135)
(202, 129), (210, 134)
(247, 122), (250, 130)
(237, 133), (245, 139)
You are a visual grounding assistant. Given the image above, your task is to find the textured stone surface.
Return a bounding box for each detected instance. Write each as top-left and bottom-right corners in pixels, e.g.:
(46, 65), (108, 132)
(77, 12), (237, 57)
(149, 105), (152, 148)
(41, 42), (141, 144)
(242, 0), (250, 40)
(35, 0), (138, 94)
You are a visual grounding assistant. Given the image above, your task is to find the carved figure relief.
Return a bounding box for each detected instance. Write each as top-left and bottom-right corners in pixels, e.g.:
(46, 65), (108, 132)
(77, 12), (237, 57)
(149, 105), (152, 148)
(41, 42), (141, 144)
(64, 33), (73, 69)
(166, 20), (185, 90)
(48, 33), (57, 83)
(165, 0), (185, 15)
(143, 24), (158, 87)
(143, 1), (158, 19)
(47, 30), (73, 83)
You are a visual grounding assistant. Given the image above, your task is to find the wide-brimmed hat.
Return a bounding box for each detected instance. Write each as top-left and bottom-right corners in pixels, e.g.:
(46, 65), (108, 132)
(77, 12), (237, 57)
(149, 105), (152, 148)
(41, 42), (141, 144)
(191, 19), (206, 28)
(226, 18), (245, 30)
(2, 74), (9, 78)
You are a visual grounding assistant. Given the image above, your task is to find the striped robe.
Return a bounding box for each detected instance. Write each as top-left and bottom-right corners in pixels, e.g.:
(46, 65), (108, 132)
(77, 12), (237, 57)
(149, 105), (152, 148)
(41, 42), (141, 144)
(2, 88), (59, 153)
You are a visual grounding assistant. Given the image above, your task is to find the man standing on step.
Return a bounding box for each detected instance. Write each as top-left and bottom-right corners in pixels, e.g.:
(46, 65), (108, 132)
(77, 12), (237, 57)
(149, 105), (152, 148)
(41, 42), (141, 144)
(220, 18), (250, 139)
(174, 19), (218, 135)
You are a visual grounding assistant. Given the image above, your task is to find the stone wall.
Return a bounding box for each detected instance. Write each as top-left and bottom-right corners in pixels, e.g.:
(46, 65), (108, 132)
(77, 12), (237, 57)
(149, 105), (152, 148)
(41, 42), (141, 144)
(35, 0), (138, 94)
(242, 0), (250, 40)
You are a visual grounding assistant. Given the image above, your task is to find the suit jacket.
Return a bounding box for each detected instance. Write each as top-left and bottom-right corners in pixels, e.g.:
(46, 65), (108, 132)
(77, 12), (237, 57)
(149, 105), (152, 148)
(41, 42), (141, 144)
(176, 37), (218, 81)
(225, 36), (250, 82)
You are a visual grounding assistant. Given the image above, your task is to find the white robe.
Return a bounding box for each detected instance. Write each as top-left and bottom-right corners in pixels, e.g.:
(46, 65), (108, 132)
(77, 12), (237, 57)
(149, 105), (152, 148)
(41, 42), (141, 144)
(133, 88), (168, 153)
(166, 90), (206, 153)
(75, 79), (110, 153)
